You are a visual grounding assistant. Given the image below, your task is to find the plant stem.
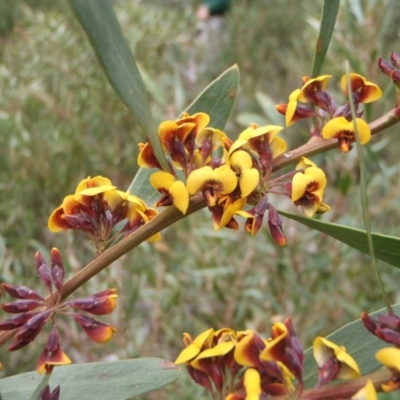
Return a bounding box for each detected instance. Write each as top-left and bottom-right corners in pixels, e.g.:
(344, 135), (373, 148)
(0, 107), (399, 347)
(346, 65), (393, 314)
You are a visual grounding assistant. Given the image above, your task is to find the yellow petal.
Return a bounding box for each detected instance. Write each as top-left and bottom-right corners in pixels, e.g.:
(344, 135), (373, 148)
(75, 176), (112, 193)
(270, 136), (287, 158)
(169, 181), (189, 214)
(239, 169), (259, 198)
(150, 171), (176, 190)
(186, 166), (214, 195)
(214, 165), (238, 195)
(229, 150), (253, 170)
(376, 347), (400, 371)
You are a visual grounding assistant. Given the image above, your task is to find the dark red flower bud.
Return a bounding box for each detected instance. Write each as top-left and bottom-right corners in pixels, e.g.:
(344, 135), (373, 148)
(391, 51), (400, 68)
(378, 57), (395, 76)
(35, 252), (52, 292)
(14, 310), (51, 342)
(2, 299), (43, 313)
(1, 283), (44, 301)
(73, 314), (117, 343)
(361, 311), (378, 335)
(66, 293), (117, 315)
(50, 248), (64, 294)
(7, 338), (32, 351)
(0, 311), (39, 330)
(268, 207), (287, 246)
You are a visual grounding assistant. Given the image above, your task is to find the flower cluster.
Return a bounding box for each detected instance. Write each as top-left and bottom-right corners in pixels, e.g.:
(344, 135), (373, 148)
(176, 317), (399, 399)
(0, 248), (117, 374)
(138, 112), (330, 245)
(276, 72), (382, 153)
(48, 176), (159, 254)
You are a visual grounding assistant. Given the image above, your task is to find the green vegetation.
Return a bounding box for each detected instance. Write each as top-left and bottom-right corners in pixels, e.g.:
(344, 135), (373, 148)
(1, 0), (400, 398)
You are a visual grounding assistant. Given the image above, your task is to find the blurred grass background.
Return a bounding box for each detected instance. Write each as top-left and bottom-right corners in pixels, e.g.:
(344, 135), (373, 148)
(0, 0), (400, 398)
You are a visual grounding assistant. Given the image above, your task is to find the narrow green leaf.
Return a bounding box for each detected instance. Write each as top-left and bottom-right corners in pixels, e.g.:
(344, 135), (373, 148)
(311, 0), (340, 77)
(303, 304), (400, 388)
(280, 211), (400, 268)
(185, 64), (239, 128)
(69, 0), (169, 171)
(0, 358), (180, 400)
(129, 65), (240, 204)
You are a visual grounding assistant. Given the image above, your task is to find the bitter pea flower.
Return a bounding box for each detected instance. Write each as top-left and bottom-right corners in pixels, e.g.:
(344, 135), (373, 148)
(48, 176), (157, 253)
(291, 163), (329, 217)
(322, 117), (371, 153)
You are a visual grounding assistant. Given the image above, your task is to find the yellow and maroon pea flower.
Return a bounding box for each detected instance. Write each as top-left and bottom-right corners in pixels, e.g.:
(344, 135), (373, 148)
(159, 120), (196, 171)
(65, 288), (118, 316)
(215, 197), (247, 231)
(313, 336), (361, 387)
(175, 328), (215, 365)
(322, 116), (371, 153)
(37, 326), (71, 375)
(228, 150), (260, 198)
(260, 319), (303, 386)
(351, 380), (377, 400)
(375, 347), (400, 392)
(195, 127), (227, 165)
(72, 314), (117, 343)
(276, 88), (317, 127)
(235, 198), (269, 237)
(291, 166), (329, 218)
(230, 124), (286, 176)
(234, 330), (267, 369)
(124, 198), (161, 241)
(341, 73), (382, 104)
(137, 142), (164, 170)
(297, 75), (333, 112)
(150, 171), (189, 214)
(176, 112), (210, 157)
(186, 165), (238, 207)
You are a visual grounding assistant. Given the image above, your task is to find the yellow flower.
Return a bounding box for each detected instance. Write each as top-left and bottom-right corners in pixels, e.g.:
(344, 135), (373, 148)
(297, 75), (332, 103)
(322, 117), (371, 153)
(313, 336), (360, 386)
(150, 171), (189, 214)
(291, 167), (329, 217)
(341, 73), (382, 104)
(375, 347), (400, 392)
(186, 165), (237, 207)
(228, 150), (259, 198)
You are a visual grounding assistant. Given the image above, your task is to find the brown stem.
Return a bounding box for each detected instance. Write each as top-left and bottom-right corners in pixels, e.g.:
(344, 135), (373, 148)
(272, 106), (400, 172)
(1, 107), (399, 347)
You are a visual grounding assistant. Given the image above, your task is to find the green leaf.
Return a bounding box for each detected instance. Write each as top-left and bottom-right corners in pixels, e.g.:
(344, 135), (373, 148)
(279, 211), (400, 268)
(128, 65), (240, 204)
(69, 0), (169, 171)
(185, 64), (239, 129)
(311, 0), (340, 77)
(303, 304), (400, 388)
(0, 358), (180, 400)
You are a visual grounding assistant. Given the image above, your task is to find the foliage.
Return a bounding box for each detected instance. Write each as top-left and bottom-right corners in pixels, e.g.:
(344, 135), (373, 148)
(1, 0), (400, 399)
